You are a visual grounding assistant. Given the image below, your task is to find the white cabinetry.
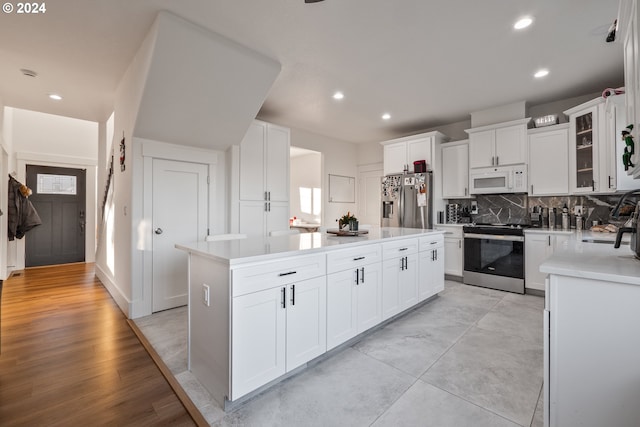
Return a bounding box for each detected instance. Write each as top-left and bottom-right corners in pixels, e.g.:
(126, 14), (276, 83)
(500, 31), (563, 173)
(381, 238), (419, 320)
(524, 232), (569, 291)
(381, 131), (448, 176)
(418, 234), (445, 299)
(544, 273), (640, 426)
(231, 254), (326, 400)
(466, 118), (530, 169)
(528, 124), (570, 196)
(236, 120), (290, 236)
(619, 0), (640, 179)
(441, 140), (470, 198)
(326, 244), (382, 350)
(435, 225), (462, 277)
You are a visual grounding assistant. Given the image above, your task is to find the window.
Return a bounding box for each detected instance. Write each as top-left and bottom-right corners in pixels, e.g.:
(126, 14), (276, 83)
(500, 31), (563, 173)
(37, 174), (77, 195)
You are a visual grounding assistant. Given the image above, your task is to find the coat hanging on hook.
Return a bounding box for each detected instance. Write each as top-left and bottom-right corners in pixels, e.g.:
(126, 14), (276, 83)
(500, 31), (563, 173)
(7, 175), (42, 240)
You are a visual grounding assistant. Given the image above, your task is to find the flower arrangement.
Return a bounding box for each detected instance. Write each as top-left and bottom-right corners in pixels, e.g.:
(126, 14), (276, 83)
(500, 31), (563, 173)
(338, 212), (357, 230)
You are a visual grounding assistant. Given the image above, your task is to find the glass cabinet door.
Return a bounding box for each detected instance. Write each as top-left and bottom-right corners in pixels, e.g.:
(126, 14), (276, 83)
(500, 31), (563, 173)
(574, 111), (594, 190)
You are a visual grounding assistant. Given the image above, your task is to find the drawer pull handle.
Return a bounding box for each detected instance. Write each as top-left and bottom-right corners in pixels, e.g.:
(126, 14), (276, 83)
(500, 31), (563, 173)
(430, 241), (437, 245)
(353, 256), (365, 261)
(399, 247), (408, 251)
(278, 271), (297, 277)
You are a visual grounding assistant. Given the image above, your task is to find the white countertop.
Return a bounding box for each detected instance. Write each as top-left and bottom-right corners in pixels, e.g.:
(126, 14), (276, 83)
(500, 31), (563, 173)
(540, 231), (640, 286)
(176, 227), (445, 266)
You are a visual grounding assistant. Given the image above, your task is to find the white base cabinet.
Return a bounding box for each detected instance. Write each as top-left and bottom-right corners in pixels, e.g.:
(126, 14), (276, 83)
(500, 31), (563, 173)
(326, 244), (382, 350)
(524, 232), (569, 291)
(545, 274), (640, 427)
(435, 225), (462, 277)
(419, 235), (445, 298)
(381, 238), (420, 320)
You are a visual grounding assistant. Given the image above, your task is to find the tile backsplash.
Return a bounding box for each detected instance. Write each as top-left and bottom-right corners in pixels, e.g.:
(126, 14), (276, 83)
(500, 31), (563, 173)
(446, 193), (638, 228)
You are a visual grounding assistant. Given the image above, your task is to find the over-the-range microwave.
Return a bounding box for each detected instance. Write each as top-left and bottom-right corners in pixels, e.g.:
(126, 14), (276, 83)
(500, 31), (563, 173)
(469, 164), (527, 194)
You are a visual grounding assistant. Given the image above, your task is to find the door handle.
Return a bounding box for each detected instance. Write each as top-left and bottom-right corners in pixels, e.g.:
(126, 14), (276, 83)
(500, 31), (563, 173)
(154, 228), (163, 235)
(79, 221), (85, 232)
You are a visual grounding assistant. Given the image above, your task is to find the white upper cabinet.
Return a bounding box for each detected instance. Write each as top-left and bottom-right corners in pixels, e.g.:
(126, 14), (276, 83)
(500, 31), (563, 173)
(441, 140), (469, 198)
(466, 118), (530, 169)
(381, 131), (448, 176)
(239, 120), (290, 202)
(528, 124), (570, 196)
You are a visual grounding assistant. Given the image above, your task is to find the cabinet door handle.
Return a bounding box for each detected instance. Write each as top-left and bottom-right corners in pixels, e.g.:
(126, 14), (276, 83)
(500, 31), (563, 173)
(496, 156), (499, 165)
(278, 271), (297, 276)
(435, 249), (438, 261)
(355, 268), (360, 285)
(353, 256), (365, 261)
(281, 287), (286, 309)
(608, 176), (613, 189)
(491, 156), (495, 166)
(290, 284), (295, 306)
(531, 185), (533, 194)
(360, 267), (365, 284)
(592, 180), (595, 191)
(548, 235), (551, 246)
(264, 191), (268, 201)
(265, 202), (268, 212)
(464, 187), (467, 196)
(458, 240), (461, 249)
(268, 202), (271, 212)
(400, 257), (404, 271)
(268, 191), (271, 201)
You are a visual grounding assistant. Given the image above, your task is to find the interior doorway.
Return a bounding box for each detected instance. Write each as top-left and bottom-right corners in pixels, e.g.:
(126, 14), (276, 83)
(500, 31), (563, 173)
(290, 147), (322, 227)
(357, 163), (383, 227)
(25, 165), (86, 267)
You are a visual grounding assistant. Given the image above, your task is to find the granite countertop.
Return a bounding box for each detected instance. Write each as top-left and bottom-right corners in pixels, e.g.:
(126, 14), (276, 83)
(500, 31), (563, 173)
(176, 227), (446, 266)
(540, 231), (639, 286)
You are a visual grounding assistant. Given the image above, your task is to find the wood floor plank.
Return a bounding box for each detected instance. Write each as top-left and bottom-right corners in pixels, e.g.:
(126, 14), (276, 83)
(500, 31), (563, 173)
(0, 263), (198, 426)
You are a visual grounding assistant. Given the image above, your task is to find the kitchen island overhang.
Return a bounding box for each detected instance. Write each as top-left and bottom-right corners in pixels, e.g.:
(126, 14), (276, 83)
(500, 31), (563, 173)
(176, 227), (446, 410)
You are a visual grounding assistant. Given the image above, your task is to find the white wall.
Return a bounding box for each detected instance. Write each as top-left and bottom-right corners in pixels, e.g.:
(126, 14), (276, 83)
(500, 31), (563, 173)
(0, 98), (7, 280)
(289, 127), (358, 227)
(290, 152), (321, 223)
(95, 16), (157, 318)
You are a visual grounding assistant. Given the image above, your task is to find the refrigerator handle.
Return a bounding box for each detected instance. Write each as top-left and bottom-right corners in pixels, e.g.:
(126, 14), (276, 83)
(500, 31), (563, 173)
(399, 182), (404, 227)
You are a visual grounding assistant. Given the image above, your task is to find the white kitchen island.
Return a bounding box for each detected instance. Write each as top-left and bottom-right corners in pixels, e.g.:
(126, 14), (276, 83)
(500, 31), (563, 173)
(540, 237), (640, 427)
(176, 227), (446, 409)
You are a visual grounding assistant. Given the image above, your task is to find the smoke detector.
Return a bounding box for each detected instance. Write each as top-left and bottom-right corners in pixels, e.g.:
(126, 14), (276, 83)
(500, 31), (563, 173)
(20, 68), (38, 78)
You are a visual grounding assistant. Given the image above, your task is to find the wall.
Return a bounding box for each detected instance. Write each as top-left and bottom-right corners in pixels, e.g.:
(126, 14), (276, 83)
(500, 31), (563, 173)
(95, 16), (157, 318)
(290, 152), (322, 223)
(289, 127), (358, 227)
(0, 98), (7, 280)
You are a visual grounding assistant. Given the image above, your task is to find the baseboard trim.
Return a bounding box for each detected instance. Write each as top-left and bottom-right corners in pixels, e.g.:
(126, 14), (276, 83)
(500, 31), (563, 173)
(127, 320), (209, 427)
(94, 264), (132, 317)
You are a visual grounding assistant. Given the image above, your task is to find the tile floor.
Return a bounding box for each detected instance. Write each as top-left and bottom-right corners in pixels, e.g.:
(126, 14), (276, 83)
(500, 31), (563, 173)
(134, 281), (545, 426)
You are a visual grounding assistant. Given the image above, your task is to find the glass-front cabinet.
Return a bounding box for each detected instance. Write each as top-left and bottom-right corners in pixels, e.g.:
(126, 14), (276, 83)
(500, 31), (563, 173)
(565, 100), (602, 194)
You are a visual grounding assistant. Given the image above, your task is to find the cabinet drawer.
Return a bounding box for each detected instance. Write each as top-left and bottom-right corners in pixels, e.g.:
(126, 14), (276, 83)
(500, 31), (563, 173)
(232, 254), (326, 297)
(382, 238), (419, 259)
(419, 234), (444, 252)
(435, 225), (463, 239)
(326, 244), (381, 274)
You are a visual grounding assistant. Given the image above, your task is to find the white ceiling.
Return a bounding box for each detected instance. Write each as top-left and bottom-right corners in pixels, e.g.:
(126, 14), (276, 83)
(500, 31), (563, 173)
(0, 0), (624, 144)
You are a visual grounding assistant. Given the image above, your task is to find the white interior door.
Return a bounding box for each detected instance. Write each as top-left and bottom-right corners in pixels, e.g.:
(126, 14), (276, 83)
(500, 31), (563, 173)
(152, 159), (208, 312)
(357, 164), (383, 227)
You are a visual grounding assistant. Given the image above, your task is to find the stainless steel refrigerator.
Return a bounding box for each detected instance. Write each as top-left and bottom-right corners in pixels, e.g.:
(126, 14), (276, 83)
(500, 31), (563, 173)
(381, 172), (433, 229)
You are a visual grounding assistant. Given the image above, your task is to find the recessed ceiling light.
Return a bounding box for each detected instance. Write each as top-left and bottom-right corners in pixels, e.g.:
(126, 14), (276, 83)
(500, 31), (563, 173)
(534, 69), (549, 78)
(382, 113), (391, 120)
(514, 17), (533, 30)
(48, 94), (62, 101)
(332, 91), (344, 100)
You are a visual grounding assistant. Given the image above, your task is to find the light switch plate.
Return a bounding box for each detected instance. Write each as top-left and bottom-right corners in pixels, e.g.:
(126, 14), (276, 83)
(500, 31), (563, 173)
(202, 284), (210, 306)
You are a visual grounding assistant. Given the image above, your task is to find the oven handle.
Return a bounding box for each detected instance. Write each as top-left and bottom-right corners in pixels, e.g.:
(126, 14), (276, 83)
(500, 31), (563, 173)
(463, 233), (524, 242)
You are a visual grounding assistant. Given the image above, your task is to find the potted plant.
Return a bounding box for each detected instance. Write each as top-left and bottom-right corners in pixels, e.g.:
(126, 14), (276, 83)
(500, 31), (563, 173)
(338, 212), (358, 231)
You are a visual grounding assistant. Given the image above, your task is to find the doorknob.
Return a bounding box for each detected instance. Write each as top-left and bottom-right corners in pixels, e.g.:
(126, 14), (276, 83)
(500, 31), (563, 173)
(154, 228), (163, 235)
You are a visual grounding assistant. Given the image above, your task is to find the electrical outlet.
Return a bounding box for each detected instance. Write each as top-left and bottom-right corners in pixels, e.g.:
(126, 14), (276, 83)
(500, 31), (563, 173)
(574, 205), (583, 215)
(202, 284), (210, 306)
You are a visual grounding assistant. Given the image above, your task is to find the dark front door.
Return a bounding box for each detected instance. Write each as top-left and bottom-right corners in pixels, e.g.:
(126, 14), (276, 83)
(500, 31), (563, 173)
(25, 165), (86, 267)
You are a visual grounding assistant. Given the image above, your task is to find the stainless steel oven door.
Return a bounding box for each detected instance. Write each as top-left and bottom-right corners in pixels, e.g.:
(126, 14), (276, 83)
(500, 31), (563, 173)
(463, 233), (525, 293)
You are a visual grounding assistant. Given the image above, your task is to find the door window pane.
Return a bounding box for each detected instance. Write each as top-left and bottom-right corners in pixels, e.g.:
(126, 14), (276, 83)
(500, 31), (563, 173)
(37, 174), (77, 195)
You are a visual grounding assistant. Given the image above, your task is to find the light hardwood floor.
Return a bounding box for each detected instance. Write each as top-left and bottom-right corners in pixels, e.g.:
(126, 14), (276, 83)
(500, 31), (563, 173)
(0, 263), (199, 426)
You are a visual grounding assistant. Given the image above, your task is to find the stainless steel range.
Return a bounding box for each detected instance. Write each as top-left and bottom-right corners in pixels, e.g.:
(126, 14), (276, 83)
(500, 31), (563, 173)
(462, 223), (528, 294)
